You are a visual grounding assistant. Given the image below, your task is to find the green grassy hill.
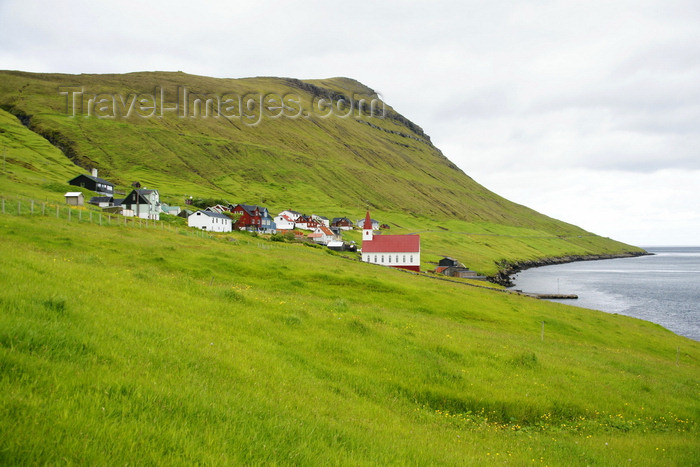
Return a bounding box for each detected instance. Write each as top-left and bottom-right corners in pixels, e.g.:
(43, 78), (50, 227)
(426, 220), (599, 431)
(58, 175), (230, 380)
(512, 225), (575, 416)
(0, 71), (697, 465)
(0, 212), (697, 465)
(0, 70), (643, 275)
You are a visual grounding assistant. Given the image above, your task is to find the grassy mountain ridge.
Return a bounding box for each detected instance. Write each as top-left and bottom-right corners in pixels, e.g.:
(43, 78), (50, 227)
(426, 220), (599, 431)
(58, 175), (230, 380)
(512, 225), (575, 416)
(0, 70), (643, 274)
(0, 71), (697, 464)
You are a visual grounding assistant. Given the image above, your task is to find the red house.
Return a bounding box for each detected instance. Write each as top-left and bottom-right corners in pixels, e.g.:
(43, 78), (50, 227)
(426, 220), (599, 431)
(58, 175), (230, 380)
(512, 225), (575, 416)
(331, 217), (354, 230)
(296, 215), (320, 231)
(231, 204), (261, 230)
(360, 211), (420, 272)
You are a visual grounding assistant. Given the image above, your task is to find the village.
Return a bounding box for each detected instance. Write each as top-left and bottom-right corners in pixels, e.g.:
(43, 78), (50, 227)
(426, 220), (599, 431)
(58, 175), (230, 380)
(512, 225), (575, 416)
(65, 169), (485, 280)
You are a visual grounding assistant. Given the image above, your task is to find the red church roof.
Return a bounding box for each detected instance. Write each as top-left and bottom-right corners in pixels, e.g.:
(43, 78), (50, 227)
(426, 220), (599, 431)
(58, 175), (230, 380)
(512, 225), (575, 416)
(362, 234), (420, 253)
(363, 211), (372, 229)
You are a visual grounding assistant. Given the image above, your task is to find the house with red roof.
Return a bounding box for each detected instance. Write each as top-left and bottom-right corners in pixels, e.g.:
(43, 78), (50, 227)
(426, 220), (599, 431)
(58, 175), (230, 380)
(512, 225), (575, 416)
(274, 213), (296, 230)
(308, 225), (338, 245)
(360, 211), (420, 272)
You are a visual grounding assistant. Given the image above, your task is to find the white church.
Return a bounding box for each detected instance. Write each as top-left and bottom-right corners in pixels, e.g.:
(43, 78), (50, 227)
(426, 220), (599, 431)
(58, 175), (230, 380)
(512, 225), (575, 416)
(360, 211), (420, 272)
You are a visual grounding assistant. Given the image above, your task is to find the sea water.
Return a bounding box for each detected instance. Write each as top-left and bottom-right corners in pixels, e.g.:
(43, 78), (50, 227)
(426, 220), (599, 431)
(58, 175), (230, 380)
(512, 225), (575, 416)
(508, 247), (700, 341)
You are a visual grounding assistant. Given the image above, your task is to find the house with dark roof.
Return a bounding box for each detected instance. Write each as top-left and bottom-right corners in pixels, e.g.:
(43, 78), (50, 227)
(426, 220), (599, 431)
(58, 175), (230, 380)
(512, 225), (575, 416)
(435, 257), (486, 280)
(331, 217), (354, 231)
(295, 214), (321, 231)
(360, 211), (420, 272)
(120, 188), (162, 220)
(68, 169), (114, 195)
(229, 204), (276, 232)
(188, 210), (232, 232)
(231, 204), (261, 230)
(356, 217), (380, 230)
(258, 206), (275, 233)
(88, 196), (114, 208)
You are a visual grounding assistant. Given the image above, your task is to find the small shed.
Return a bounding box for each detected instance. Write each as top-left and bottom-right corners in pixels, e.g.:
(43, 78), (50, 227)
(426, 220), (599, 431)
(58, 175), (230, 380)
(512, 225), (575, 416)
(327, 240), (345, 251)
(64, 192), (84, 206)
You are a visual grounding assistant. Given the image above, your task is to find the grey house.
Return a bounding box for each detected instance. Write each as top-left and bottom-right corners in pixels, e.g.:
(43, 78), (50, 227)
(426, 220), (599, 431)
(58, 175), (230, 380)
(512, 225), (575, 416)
(120, 188), (161, 220)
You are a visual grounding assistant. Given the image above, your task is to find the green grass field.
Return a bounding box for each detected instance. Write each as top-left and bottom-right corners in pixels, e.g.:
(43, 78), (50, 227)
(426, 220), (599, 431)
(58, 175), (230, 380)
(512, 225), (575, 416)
(0, 70), (696, 465)
(0, 210), (697, 465)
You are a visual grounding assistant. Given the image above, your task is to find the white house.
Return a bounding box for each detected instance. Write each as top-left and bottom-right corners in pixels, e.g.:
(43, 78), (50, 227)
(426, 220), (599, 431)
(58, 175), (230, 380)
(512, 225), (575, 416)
(312, 214), (330, 227)
(188, 210), (232, 232)
(278, 210), (302, 221)
(308, 225), (338, 245)
(274, 213), (296, 230)
(360, 211), (420, 272)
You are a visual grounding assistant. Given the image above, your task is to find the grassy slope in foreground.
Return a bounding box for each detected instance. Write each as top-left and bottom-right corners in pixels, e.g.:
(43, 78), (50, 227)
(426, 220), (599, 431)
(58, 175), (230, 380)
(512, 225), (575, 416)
(0, 70), (644, 275)
(0, 212), (697, 465)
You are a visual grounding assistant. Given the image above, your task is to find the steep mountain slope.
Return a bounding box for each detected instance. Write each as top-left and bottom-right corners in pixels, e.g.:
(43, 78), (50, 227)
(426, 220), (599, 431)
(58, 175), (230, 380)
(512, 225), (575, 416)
(0, 70), (643, 273)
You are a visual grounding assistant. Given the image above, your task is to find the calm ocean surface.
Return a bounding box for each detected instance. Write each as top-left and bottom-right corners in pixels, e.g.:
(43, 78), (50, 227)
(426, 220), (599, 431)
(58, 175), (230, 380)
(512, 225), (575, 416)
(508, 247), (700, 341)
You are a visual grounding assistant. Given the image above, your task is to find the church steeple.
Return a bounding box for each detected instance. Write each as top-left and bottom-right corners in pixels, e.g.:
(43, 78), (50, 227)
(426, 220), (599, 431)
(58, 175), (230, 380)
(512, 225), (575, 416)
(362, 211), (373, 241)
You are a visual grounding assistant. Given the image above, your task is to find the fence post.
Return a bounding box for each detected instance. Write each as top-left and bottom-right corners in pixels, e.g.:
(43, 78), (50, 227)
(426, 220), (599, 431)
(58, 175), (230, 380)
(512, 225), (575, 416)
(68, 209), (71, 221)
(17, 200), (21, 215)
(1, 199), (4, 214)
(541, 321), (545, 342)
(56, 206), (59, 218)
(31, 200), (34, 214)
(79, 210), (82, 222)
(108, 215), (111, 225)
(99, 213), (102, 226)
(90, 211), (93, 223)
(42, 203), (45, 216)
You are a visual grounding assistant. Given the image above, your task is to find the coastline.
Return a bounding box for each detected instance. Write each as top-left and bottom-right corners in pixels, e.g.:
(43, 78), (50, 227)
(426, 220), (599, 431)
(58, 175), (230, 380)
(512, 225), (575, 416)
(489, 251), (652, 287)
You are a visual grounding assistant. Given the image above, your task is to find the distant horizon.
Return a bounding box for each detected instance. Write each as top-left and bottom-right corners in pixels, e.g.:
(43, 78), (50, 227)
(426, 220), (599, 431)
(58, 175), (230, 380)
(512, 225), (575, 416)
(641, 245), (700, 249)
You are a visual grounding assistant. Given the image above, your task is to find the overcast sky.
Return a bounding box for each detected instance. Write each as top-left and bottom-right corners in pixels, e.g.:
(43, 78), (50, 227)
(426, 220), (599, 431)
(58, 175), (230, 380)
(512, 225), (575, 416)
(1, 0), (698, 245)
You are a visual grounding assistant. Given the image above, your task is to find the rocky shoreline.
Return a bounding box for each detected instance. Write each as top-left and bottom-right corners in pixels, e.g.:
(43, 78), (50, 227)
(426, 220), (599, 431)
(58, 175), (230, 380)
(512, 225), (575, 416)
(489, 251), (652, 287)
